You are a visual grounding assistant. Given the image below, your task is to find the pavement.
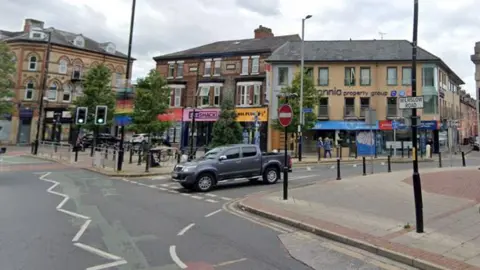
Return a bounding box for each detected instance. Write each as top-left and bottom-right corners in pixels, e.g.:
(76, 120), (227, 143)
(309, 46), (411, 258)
(0, 150), (428, 270)
(238, 153), (480, 270)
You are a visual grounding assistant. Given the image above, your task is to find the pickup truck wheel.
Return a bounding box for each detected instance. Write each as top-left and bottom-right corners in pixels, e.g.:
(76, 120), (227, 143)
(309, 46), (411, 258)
(263, 167), (279, 184)
(195, 173), (215, 192)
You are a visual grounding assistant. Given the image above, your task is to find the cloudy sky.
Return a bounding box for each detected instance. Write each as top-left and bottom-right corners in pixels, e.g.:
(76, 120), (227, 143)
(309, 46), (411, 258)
(2, 0), (479, 96)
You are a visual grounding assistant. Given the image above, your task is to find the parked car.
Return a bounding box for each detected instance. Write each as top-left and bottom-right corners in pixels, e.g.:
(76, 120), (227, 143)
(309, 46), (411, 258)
(79, 133), (118, 150)
(171, 144), (292, 192)
(474, 137), (479, 151)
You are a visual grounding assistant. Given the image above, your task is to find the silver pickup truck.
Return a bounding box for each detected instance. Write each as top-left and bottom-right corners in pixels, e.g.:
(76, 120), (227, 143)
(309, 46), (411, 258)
(171, 144), (292, 192)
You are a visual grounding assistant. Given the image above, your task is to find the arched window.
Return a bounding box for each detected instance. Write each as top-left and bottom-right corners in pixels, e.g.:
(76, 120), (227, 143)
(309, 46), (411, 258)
(28, 56), (37, 71)
(72, 65), (82, 79)
(63, 84), (72, 102)
(48, 82), (58, 101)
(59, 59), (68, 74)
(25, 81), (34, 100)
(75, 85), (83, 97)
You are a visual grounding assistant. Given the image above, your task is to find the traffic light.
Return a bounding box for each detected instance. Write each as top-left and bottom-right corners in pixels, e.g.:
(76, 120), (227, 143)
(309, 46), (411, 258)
(94, 105), (108, 125)
(75, 107), (88, 125)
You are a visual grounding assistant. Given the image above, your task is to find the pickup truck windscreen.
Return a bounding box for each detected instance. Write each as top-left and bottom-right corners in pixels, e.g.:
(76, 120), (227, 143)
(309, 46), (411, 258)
(203, 147), (225, 159)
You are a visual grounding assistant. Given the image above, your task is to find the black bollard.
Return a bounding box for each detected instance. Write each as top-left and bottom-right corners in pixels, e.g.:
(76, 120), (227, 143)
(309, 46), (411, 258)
(129, 148), (133, 164)
(336, 158), (341, 180)
(402, 146), (405, 158)
(462, 151), (466, 167)
(339, 147), (343, 160)
(387, 155), (391, 172)
(74, 147), (79, 162)
(390, 145), (393, 157)
(137, 150), (142, 165)
(283, 167), (288, 200)
(362, 156), (366, 176)
(374, 146), (378, 158)
(438, 152), (442, 168)
(104, 148), (108, 159)
(145, 150), (150, 173)
(355, 147), (358, 159)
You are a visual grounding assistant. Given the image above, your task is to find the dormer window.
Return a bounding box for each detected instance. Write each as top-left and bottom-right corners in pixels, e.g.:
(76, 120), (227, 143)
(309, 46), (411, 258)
(73, 36), (85, 47)
(29, 31), (44, 39)
(106, 43), (116, 54)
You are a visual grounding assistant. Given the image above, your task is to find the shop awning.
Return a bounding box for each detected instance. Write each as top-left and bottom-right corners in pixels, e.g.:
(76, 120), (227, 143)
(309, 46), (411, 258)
(312, 120), (379, 130)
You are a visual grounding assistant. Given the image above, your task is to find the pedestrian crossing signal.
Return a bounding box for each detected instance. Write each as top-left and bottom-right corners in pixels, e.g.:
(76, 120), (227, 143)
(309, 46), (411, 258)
(75, 107), (88, 125)
(95, 105), (108, 126)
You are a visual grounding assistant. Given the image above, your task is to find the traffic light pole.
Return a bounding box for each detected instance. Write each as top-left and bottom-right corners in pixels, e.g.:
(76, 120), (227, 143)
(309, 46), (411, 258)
(117, 0), (136, 171)
(411, 0), (424, 233)
(33, 31), (52, 155)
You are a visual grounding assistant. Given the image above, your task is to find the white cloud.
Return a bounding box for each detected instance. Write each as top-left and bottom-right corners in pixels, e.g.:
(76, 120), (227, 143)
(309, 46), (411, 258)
(1, 0), (478, 95)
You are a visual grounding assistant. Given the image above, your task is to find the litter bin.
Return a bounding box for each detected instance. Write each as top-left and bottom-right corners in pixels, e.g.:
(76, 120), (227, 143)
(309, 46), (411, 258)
(149, 148), (161, 168)
(0, 147), (6, 154)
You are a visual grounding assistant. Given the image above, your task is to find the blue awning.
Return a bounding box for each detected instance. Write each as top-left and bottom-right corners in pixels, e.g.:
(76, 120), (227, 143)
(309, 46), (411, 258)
(313, 120), (379, 130)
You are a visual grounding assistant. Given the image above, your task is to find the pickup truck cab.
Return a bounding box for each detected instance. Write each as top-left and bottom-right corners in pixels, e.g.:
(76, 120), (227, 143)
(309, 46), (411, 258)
(171, 144), (292, 192)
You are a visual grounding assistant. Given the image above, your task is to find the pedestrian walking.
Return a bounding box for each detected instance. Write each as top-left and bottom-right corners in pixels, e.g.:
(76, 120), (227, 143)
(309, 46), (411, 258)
(324, 137), (332, 158)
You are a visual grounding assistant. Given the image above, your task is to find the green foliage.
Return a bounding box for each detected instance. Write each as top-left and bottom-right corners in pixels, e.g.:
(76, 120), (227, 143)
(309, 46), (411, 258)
(129, 69), (170, 135)
(73, 64), (116, 130)
(0, 42), (15, 117)
(273, 71), (321, 133)
(210, 99), (243, 147)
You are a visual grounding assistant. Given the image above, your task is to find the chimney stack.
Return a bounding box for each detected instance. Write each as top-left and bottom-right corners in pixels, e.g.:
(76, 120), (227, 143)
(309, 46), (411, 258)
(23, 19), (45, 32)
(254, 25), (274, 39)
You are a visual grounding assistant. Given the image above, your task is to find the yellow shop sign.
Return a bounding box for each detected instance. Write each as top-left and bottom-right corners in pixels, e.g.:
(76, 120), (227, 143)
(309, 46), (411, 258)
(235, 107), (268, 122)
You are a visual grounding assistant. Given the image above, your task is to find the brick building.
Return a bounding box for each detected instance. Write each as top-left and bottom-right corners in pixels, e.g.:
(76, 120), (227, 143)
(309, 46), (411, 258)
(153, 26), (299, 150)
(0, 18), (132, 144)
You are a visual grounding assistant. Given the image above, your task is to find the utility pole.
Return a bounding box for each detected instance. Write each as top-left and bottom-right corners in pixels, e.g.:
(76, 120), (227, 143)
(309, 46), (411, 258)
(33, 30), (52, 155)
(117, 0), (136, 171)
(298, 14), (312, 162)
(411, 0), (424, 233)
(189, 61), (201, 160)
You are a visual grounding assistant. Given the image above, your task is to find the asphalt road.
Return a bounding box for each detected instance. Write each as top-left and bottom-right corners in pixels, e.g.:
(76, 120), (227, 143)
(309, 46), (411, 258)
(2, 151), (478, 269)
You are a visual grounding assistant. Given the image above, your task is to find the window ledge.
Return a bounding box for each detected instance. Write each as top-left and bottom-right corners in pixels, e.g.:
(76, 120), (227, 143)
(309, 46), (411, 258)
(167, 77), (174, 79)
(240, 73), (249, 76)
(251, 72), (259, 75)
(175, 76), (183, 79)
(213, 74), (221, 77)
(203, 75), (211, 77)
(236, 104), (261, 108)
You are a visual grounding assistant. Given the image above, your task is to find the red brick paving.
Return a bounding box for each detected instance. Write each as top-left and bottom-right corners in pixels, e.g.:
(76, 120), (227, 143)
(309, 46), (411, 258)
(241, 194), (480, 270)
(403, 169), (480, 201)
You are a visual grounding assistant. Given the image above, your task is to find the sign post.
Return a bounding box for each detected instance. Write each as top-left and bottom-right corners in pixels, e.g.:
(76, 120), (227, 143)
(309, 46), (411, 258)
(278, 103), (293, 200)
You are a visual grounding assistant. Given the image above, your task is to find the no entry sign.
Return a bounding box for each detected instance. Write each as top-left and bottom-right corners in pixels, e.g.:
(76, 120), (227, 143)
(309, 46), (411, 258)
(278, 104), (293, 127)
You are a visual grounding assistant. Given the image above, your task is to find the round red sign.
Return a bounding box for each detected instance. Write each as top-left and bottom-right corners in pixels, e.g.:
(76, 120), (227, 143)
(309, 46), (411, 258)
(278, 104), (293, 127)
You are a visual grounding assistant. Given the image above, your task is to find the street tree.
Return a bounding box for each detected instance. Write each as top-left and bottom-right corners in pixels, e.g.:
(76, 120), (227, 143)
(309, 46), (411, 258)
(0, 41), (15, 117)
(209, 99), (243, 148)
(129, 69), (171, 139)
(273, 71), (320, 133)
(73, 63), (116, 131)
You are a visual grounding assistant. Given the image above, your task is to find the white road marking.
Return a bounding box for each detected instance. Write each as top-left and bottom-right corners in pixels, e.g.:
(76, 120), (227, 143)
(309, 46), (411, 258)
(290, 175), (317, 180)
(213, 258), (247, 267)
(205, 199), (219, 203)
(220, 196), (232, 201)
(160, 183), (171, 187)
(86, 259), (127, 270)
(353, 164), (357, 167)
(169, 245), (187, 269)
(330, 165), (335, 169)
(205, 209), (222, 217)
(205, 193), (217, 197)
(38, 172), (127, 268)
(72, 219), (92, 242)
(167, 189), (179, 193)
(151, 176), (168, 180)
(177, 223), (195, 236)
(180, 193), (190, 196)
(191, 195), (203, 200)
(74, 242), (123, 260)
(137, 183), (149, 187)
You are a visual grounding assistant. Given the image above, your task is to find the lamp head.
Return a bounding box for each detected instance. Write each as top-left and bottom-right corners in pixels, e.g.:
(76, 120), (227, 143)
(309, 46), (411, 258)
(305, 15), (312, 19)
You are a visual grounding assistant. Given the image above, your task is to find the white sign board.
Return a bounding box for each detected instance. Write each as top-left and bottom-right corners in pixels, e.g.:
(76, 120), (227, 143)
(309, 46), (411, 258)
(399, 97), (424, 109)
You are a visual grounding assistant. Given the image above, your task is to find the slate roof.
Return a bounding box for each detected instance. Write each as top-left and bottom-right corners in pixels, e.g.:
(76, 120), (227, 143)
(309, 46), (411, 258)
(1, 27), (131, 60)
(268, 39), (464, 84)
(153, 34), (300, 61)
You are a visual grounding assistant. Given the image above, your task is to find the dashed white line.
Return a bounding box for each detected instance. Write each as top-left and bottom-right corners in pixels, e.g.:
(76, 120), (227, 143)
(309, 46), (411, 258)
(169, 245), (187, 269)
(191, 195), (203, 200)
(205, 199), (219, 203)
(205, 209), (222, 217)
(74, 242), (123, 260)
(86, 259), (127, 270)
(167, 189), (179, 193)
(220, 196), (232, 201)
(72, 219), (92, 242)
(177, 223), (195, 236)
(205, 193), (217, 197)
(160, 183), (171, 187)
(57, 208), (90, 220)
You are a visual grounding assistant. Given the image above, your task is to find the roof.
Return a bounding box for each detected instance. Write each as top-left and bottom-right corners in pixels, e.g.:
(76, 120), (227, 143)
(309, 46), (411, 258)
(153, 34), (300, 61)
(1, 27), (133, 61)
(268, 40), (464, 85)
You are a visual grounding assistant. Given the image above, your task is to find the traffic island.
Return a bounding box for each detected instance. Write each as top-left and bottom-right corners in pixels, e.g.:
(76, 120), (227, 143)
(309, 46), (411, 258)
(239, 167), (480, 270)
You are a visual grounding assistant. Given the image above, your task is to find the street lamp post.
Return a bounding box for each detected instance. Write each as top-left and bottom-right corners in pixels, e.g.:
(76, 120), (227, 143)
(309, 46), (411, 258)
(298, 14), (312, 162)
(117, 0), (137, 171)
(411, 0), (424, 233)
(33, 31), (52, 155)
(189, 61), (201, 161)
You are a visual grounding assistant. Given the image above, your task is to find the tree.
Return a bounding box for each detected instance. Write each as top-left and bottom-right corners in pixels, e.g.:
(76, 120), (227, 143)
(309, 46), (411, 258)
(0, 41), (15, 117)
(129, 69), (170, 136)
(273, 71), (320, 133)
(73, 64), (116, 131)
(209, 99), (243, 148)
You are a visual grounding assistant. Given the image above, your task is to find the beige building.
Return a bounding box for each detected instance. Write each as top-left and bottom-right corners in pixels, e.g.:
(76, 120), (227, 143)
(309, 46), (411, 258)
(471, 42), (480, 138)
(0, 18), (131, 144)
(266, 40), (464, 154)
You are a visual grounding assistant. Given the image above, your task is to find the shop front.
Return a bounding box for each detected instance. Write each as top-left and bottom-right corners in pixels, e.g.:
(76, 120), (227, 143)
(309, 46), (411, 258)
(235, 107), (268, 151)
(181, 108), (220, 149)
(42, 108), (73, 142)
(378, 120), (440, 155)
(158, 108), (183, 146)
(17, 107), (34, 144)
